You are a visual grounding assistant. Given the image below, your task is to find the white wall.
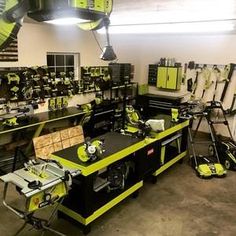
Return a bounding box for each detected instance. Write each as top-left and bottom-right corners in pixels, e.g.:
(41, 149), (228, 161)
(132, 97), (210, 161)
(107, 33), (236, 136)
(109, 33), (236, 82)
(1, 23), (236, 136)
(0, 23), (109, 111)
(6, 23), (236, 85)
(0, 23), (107, 67)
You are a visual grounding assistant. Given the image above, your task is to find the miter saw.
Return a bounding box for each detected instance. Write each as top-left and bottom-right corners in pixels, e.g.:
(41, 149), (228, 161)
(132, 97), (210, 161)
(125, 105), (165, 137)
(0, 158), (81, 235)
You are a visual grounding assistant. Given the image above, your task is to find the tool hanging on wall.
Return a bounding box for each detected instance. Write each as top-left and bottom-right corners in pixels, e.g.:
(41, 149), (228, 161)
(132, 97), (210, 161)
(40, 69), (51, 98)
(53, 72), (73, 97)
(212, 65), (220, 99)
(191, 65), (202, 97)
(95, 67), (111, 91)
(193, 64), (202, 95)
(186, 61), (195, 91)
(6, 73), (20, 101)
(188, 61), (195, 70)
(187, 78), (193, 92)
(230, 88), (236, 114)
(220, 63), (235, 102)
(49, 72), (58, 97)
(81, 67), (95, 91)
(201, 65), (213, 99)
(32, 73), (43, 99)
(209, 66), (227, 120)
(37, 66), (53, 99)
(21, 70), (34, 100)
(182, 63), (188, 85)
(211, 65), (227, 102)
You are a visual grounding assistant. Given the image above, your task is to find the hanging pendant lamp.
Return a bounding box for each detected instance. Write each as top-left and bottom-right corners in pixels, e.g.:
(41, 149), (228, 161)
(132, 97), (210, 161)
(100, 17), (117, 61)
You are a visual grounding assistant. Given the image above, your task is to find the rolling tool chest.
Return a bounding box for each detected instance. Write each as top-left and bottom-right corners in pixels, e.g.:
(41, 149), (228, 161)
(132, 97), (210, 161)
(136, 93), (183, 117)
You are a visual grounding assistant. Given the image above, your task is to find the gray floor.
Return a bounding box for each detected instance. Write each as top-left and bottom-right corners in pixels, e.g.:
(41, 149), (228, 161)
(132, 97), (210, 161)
(0, 158), (236, 236)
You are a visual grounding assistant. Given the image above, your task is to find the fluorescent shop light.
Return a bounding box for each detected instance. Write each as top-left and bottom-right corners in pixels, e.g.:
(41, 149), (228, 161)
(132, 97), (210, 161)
(98, 21), (235, 34)
(109, 1), (235, 26)
(45, 17), (89, 25)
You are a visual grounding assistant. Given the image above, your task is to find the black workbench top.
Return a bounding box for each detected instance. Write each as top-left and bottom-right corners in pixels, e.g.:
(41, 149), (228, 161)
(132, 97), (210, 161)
(53, 132), (141, 168)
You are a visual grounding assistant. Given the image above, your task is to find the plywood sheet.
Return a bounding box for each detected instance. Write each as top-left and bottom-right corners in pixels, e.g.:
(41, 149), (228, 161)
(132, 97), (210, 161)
(33, 125), (84, 159)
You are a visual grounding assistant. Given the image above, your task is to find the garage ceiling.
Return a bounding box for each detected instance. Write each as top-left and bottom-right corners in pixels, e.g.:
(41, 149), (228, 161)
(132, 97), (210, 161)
(24, 0), (236, 24)
(24, 0), (236, 33)
(111, 0), (236, 25)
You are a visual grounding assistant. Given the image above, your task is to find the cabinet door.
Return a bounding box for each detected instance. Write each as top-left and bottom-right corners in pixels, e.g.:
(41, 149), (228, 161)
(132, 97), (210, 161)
(176, 68), (182, 90)
(157, 67), (167, 88)
(166, 67), (178, 89)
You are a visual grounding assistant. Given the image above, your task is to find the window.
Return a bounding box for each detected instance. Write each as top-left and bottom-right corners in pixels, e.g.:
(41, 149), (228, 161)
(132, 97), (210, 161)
(46, 52), (80, 79)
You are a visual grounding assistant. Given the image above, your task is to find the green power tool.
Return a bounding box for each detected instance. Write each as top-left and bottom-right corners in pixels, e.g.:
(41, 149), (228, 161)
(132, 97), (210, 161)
(77, 139), (105, 162)
(2, 116), (18, 126)
(6, 73), (20, 100)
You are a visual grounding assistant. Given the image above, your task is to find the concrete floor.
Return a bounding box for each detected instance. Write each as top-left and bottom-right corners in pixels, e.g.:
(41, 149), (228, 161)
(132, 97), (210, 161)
(0, 158), (236, 236)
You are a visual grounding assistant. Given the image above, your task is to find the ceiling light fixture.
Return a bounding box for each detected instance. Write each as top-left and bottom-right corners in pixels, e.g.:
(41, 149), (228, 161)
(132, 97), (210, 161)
(98, 21), (235, 34)
(100, 17), (117, 61)
(45, 17), (89, 25)
(110, 10), (235, 26)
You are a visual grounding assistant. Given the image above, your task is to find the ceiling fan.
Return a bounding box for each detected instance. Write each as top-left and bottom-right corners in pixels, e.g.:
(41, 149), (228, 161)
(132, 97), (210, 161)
(0, 0), (116, 60)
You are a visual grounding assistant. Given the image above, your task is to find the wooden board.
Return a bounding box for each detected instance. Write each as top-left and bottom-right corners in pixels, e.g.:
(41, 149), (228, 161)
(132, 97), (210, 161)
(33, 125), (84, 159)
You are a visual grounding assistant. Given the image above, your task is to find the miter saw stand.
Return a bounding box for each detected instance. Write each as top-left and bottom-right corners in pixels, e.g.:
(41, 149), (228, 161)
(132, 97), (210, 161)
(0, 159), (81, 236)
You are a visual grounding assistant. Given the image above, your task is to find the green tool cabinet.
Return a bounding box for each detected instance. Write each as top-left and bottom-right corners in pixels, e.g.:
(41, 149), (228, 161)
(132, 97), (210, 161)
(157, 66), (182, 90)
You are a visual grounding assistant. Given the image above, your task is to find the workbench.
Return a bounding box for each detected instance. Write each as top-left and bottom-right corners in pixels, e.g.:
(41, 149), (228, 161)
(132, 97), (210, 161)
(135, 119), (189, 181)
(51, 132), (144, 233)
(50, 118), (189, 234)
(0, 107), (85, 135)
(0, 107), (86, 173)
